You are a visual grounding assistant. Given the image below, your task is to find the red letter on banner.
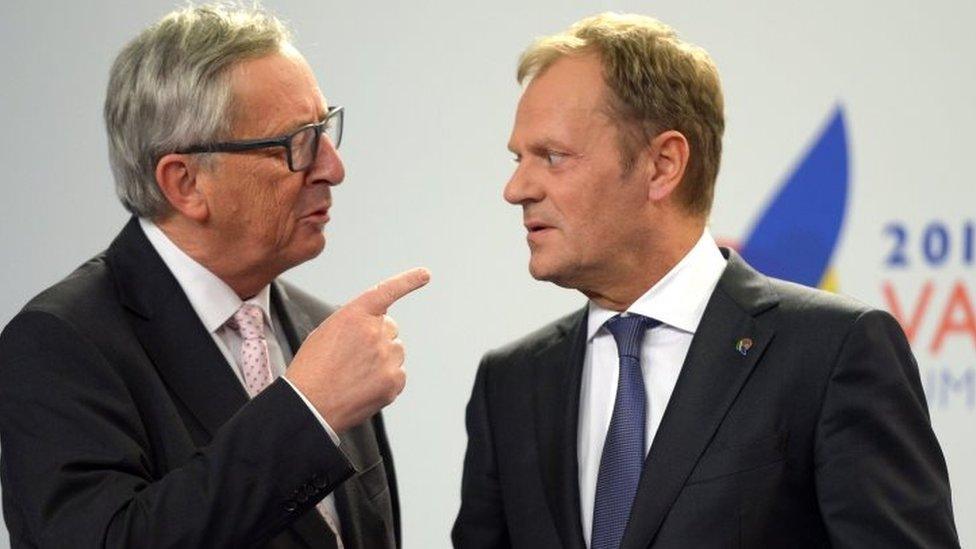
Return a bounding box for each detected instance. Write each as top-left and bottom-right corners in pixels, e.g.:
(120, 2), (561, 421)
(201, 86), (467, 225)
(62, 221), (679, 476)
(882, 280), (933, 345)
(931, 281), (976, 355)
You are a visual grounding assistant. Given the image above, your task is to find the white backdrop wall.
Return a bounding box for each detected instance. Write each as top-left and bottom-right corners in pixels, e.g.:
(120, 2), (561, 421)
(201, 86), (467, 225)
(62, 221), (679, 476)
(1, 1), (973, 547)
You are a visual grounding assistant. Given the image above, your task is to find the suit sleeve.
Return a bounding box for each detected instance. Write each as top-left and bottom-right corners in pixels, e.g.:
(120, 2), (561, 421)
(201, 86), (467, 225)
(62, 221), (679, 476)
(451, 354), (511, 548)
(814, 309), (959, 548)
(0, 310), (356, 548)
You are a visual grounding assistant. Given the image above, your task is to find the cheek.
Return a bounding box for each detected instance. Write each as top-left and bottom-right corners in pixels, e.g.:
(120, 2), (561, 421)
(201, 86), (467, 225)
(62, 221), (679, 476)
(563, 194), (632, 257)
(273, 180), (313, 237)
(240, 169), (300, 234)
(240, 187), (279, 233)
(209, 187), (247, 233)
(554, 189), (603, 243)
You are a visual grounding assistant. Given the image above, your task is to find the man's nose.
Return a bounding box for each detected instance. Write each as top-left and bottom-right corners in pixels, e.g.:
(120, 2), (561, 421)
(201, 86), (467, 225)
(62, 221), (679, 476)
(503, 163), (541, 205)
(308, 135), (345, 186)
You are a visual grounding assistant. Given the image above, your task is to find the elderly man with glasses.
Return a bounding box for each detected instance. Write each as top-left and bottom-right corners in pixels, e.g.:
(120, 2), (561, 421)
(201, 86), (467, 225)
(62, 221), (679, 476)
(0, 5), (427, 548)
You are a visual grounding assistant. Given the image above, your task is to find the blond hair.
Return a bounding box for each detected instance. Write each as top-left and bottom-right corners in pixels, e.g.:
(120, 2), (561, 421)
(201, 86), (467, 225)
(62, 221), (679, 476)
(518, 13), (724, 216)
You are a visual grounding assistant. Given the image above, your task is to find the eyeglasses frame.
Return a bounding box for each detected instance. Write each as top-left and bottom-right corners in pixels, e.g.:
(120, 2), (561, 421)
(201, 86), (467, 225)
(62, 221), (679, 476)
(175, 105), (344, 172)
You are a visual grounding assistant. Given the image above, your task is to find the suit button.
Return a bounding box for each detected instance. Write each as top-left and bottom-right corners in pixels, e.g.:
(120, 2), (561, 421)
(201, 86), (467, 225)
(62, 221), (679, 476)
(312, 474), (329, 489)
(284, 499), (298, 512)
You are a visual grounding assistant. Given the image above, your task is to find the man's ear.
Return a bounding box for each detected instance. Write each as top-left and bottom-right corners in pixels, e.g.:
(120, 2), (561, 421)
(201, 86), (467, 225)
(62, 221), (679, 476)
(645, 130), (690, 203)
(154, 153), (210, 222)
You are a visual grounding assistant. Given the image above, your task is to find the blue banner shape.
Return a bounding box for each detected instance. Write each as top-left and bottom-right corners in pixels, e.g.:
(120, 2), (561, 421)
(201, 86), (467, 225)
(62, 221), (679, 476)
(740, 106), (850, 288)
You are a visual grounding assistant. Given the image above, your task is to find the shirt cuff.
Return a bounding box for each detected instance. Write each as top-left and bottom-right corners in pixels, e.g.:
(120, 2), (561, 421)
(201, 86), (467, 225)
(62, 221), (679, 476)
(282, 377), (341, 447)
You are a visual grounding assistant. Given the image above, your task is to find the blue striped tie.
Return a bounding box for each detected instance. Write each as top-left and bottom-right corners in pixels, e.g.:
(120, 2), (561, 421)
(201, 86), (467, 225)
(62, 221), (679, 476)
(591, 314), (658, 549)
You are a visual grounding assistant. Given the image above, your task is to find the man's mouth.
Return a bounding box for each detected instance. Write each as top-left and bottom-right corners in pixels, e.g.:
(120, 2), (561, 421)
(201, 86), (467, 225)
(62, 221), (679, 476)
(302, 207), (330, 224)
(524, 220), (556, 241)
(524, 220), (552, 233)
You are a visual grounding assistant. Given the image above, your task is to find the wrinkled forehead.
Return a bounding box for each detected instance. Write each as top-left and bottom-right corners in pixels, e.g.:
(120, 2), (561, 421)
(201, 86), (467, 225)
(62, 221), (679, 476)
(510, 58), (615, 148)
(520, 53), (607, 111)
(226, 47), (328, 136)
(279, 43), (331, 107)
(511, 101), (608, 141)
(515, 55), (610, 118)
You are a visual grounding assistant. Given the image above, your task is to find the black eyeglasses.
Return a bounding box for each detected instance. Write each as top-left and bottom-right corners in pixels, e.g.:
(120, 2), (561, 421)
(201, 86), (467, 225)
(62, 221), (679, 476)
(176, 105), (344, 172)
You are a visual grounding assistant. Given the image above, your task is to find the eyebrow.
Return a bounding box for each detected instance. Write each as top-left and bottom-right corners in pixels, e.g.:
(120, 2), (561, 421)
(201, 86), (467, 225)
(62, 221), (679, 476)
(525, 138), (574, 156)
(276, 96), (330, 136)
(277, 110), (329, 136)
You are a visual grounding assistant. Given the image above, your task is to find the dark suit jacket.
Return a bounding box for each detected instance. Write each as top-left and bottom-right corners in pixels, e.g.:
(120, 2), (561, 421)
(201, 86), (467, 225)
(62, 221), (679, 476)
(452, 249), (958, 548)
(0, 218), (401, 548)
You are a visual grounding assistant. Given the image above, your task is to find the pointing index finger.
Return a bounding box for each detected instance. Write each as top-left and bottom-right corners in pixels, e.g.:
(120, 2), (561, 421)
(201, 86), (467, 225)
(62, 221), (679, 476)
(350, 267), (431, 315)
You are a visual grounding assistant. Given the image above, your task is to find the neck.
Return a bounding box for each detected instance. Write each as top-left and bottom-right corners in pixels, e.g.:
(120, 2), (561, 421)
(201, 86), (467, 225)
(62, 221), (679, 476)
(154, 215), (273, 299)
(583, 217), (705, 311)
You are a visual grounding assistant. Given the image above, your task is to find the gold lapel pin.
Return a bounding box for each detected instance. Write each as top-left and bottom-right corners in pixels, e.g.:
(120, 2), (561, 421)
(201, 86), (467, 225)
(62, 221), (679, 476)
(736, 337), (753, 356)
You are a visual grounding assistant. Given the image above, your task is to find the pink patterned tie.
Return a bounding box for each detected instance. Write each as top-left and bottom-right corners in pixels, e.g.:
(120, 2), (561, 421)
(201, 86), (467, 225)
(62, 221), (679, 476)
(228, 304), (274, 398)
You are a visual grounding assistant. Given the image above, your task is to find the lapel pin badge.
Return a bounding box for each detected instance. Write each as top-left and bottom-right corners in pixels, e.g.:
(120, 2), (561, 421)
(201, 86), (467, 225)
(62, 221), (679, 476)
(736, 337), (753, 356)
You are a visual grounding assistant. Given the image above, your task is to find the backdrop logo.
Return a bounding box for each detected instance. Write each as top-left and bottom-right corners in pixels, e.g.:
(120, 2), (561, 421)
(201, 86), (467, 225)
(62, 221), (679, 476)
(729, 106), (849, 291)
(727, 105), (974, 410)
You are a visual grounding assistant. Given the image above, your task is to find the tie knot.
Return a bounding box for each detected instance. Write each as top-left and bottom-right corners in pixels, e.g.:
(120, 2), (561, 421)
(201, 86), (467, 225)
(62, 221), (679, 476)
(605, 314), (657, 360)
(229, 304), (266, 341)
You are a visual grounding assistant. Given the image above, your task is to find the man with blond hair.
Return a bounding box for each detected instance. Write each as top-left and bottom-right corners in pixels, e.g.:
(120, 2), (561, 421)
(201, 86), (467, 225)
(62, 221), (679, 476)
(0, 4), (426, 547)
(453, 13), (957, 548)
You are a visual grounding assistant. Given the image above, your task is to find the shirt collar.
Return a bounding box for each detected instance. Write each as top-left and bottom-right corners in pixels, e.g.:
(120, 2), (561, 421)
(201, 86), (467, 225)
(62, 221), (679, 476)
(139, 218), (273, 333)
(586, 228), (727, 341)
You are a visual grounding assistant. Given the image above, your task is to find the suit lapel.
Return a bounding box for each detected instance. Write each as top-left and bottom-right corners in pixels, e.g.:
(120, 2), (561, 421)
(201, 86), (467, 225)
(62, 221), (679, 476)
(110, 220), (341, 548)
(274, 282), (356, 548)
(272, 281), (316, 355)
(274, 282), (392, 549)
(621, 250), (779, 549)
(533, 308), (588, 549)
(109, 218), (248, 438)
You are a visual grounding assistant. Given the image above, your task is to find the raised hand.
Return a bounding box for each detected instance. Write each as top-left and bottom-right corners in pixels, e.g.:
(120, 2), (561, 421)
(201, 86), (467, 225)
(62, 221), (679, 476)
(285, 267), (431, 433)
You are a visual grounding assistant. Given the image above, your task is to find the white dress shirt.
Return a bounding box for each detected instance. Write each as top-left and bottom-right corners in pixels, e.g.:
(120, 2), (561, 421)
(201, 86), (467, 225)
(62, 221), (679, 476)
(140, 218), (344, 543)
(578, 229), (727, 546)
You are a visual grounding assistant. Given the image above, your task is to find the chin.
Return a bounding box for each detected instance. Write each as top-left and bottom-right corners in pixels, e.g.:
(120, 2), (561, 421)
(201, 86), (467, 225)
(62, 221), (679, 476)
(281, 233), (327, 271)
(528, 254), (586, 290)
(528, 256), (563, 284)
(303, 233), (327, 260)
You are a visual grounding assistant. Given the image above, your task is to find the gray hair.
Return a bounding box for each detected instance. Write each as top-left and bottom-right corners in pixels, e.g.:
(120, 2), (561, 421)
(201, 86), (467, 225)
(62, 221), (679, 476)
(104, 3), (292, 218)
